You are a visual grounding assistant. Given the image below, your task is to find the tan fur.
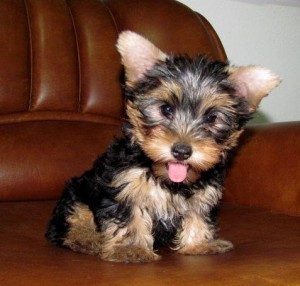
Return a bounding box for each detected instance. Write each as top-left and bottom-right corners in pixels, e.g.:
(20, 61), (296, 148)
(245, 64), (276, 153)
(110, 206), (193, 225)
(114, 168), (182, 223)
(223, 129), (244, 150)
(102, 246), (161, 263)
(174, 207), (233, 255)
(199, 92), (237, 114)
(177, 239), (234, 255)
(142, 126), (177, 162)
(64, 203), (101, 255)
(174, 212), (214, 251)
(150, 81), (183, 103)
(113, 168), (179, 220)
(189, 139), (222, 172)
(100, 205), (160, 262)
(64, 200), (159, 262)
(126, 101), (145, 144)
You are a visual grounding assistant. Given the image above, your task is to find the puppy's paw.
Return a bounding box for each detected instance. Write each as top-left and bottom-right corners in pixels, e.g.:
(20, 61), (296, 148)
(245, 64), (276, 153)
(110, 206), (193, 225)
(178, 239), (234, 255)
(102, 246), (161, 263)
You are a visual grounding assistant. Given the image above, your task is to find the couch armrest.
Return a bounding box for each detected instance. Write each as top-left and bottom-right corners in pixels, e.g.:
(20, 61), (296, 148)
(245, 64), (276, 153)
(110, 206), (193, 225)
(224, 122), (300, 216)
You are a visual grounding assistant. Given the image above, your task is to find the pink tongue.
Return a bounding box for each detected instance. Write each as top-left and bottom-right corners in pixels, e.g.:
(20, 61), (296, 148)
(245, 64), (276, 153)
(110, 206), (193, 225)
(168, 162), (188, 183)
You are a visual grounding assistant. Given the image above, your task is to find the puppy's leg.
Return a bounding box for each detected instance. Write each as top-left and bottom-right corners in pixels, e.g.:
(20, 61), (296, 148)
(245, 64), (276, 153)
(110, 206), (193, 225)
(101, 206), (161, 263)
(63, 203), (104, 255)
(175, 211), (233, 255)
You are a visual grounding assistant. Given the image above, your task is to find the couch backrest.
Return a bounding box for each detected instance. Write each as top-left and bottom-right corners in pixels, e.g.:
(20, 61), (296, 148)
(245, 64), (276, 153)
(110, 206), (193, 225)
(0, 0), (226, 123)
(0, 0), (226, 201)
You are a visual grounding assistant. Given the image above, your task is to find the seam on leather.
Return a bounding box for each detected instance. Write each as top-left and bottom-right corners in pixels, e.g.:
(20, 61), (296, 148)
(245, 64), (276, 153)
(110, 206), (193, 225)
(195, 12), (223, 61)
(67, 1), (82, 113)
(102, 0), (120, 34)
(23, 0), (33, 111)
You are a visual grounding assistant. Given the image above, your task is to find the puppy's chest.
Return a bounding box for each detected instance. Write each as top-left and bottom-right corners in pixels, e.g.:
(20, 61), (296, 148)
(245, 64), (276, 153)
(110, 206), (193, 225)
(142, 180), (187, 221)
(113, 168), (214, 221)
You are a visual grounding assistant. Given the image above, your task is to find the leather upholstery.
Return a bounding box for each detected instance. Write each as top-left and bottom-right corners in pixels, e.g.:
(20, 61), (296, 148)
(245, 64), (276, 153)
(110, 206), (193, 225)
(224, 122), (300, 216)
(0, 0), (299, 284)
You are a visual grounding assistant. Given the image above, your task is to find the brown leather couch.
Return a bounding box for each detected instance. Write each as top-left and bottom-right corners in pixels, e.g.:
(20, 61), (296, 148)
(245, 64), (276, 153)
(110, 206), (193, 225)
(1, 0), (299, 285)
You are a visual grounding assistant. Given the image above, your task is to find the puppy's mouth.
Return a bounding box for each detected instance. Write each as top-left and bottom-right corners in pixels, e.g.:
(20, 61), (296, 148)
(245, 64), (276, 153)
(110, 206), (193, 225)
(167, 162), (190, 183)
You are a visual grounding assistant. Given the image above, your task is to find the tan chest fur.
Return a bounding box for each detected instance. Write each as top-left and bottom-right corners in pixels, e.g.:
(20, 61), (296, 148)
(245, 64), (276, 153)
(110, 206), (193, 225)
(113, 168), (222, 222)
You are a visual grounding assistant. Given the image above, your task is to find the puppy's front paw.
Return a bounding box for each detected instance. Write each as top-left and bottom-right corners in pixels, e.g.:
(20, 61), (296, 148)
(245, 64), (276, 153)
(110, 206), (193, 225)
(102, 246), (161, 263)
(178, 239), (234, 255)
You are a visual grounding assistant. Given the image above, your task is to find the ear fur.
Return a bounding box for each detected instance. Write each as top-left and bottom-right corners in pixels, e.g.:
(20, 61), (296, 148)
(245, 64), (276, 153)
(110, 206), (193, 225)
(116, 31), (167, 85)
(228, 65), (281, 112)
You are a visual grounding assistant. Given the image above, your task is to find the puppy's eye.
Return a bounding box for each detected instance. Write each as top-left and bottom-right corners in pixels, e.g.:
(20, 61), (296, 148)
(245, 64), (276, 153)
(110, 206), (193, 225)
(205, 112), (218, 124)
(160, 104), (174, 119)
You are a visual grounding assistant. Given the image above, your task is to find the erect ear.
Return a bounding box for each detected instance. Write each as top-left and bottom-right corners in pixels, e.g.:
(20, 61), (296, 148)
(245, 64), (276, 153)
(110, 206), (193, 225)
(228, 65), (281, 112)
(116, 31), (167, 85)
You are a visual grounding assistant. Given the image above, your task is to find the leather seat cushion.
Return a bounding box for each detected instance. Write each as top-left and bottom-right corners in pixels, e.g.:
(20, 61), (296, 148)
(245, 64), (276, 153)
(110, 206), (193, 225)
(0, 201), (298, 285)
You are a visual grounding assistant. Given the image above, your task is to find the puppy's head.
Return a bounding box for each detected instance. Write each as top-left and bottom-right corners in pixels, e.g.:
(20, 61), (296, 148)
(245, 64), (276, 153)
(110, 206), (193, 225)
(117, 31), (281, 185)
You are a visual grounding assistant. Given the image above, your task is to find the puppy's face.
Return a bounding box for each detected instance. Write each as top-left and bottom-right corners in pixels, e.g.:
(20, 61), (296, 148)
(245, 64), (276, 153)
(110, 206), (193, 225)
(117, 31), (280, 184)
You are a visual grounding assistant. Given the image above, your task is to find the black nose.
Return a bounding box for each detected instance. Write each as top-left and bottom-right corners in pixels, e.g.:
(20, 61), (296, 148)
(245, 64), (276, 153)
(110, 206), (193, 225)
(171, 143), (192, 161)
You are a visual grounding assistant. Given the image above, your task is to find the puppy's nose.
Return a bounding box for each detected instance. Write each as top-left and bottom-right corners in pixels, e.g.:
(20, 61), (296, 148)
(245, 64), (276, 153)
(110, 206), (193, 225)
(171, 143), (192, 161)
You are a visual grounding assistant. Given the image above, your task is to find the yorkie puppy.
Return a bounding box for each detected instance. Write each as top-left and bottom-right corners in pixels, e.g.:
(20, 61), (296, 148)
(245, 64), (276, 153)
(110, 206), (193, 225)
(46, 31), (280, 263)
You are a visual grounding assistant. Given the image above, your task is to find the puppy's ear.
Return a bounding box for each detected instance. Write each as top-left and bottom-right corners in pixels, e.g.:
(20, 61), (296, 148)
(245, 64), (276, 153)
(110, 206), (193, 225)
(117, 31), (167, 85)
(228, 65), (281, 112)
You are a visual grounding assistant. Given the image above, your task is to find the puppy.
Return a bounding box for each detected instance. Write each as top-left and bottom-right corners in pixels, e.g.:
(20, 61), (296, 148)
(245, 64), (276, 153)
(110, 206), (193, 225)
(46, 31), (280, 263)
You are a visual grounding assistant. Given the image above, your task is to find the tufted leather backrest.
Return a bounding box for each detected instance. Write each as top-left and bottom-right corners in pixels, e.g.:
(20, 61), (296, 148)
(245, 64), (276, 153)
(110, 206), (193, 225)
(0, 0), (226, 201)
(0, 0), (225, 122)
(0, 0), (123, 121)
